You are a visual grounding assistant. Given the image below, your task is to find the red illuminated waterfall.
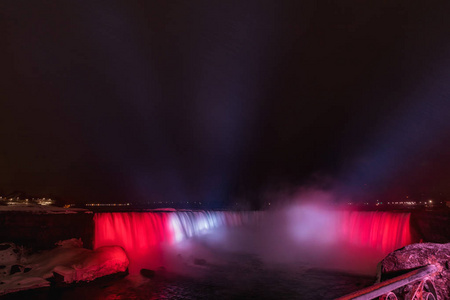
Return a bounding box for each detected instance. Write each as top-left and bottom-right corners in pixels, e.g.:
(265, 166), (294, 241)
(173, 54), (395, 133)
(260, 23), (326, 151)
(94, 210), (411, 273)
(94, 211), (259, 272)
(339, 211), (411, 254)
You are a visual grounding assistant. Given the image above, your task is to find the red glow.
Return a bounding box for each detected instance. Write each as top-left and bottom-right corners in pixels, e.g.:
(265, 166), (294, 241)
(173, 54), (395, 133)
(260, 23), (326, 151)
(339, 211), (411, 255)
(94, 210), (411, 274)
(94, 211), (259, 273)
(94, 212), (175, 272)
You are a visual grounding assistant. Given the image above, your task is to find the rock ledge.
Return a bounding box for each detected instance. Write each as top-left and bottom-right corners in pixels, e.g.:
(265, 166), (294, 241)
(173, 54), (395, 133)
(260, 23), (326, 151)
(378, 243), (450, 300)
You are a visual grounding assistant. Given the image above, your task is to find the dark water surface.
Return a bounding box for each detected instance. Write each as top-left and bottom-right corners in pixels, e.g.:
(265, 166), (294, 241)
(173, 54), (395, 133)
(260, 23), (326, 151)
(1, 254), (374, 300)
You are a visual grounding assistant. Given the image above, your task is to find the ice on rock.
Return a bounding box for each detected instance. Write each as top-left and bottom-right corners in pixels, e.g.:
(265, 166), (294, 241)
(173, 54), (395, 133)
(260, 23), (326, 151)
(0, 239), (129, 295)
(53, 245), (129, 283)
(0, 243), (21, 267)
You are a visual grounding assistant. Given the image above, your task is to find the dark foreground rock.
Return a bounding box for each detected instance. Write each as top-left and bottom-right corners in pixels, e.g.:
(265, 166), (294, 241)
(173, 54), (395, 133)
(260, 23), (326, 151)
(140, 268), (155, 278)
(378, 243), (450, 300)
(9, 266), (23, 276)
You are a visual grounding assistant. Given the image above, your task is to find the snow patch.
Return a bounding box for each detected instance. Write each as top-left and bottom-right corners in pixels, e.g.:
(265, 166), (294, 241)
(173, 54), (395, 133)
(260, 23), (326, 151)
(0, 239), (129, 295)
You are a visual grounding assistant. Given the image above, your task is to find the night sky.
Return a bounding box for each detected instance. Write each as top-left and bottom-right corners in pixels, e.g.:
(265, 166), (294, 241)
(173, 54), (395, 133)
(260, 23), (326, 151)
(1, 0), (450, 207)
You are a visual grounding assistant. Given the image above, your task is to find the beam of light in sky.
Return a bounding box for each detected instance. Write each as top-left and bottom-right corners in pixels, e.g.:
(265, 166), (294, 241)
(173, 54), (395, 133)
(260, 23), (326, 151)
(60, 1), (276, 206)
(343, 56), (450, 194)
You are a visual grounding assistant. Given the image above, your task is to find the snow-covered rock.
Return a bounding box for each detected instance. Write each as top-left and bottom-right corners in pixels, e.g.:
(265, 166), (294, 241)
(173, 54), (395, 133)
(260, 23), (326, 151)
(377, 243), (450, 300)
(0, 239), (129, 295)
(0, 243), (21, 268)
(52, 245), (129, 283)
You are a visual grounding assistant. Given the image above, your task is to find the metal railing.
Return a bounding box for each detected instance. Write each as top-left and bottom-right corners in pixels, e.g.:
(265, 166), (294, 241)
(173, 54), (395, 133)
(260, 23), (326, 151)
(336, 265), (438, 300)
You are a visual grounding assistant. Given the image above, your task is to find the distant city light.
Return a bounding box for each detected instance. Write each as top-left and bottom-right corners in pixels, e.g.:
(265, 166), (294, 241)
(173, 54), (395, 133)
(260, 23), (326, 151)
(0, 196), (54, 206)
(86, 203), (131, 207)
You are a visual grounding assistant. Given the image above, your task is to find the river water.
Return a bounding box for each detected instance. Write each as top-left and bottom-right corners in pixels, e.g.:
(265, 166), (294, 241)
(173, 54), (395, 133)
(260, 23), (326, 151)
(2, 253), (375, 299)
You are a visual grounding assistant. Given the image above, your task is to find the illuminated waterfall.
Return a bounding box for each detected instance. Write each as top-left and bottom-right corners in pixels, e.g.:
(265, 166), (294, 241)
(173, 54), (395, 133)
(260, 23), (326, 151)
(94, 211), (261, 272)
(93, 210), (411, 273)
(339, 211), (411, 254)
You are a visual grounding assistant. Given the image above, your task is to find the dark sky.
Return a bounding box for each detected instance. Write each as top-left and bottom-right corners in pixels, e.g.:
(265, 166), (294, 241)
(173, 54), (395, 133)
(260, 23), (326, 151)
(1, 0), (450, 207)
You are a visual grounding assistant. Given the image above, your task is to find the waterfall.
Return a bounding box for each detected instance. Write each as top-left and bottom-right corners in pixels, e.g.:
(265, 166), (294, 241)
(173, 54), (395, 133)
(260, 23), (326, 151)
(93, 209), (411, 274)
(94, 211), (261, 272)
(339, 211), (411, 254)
